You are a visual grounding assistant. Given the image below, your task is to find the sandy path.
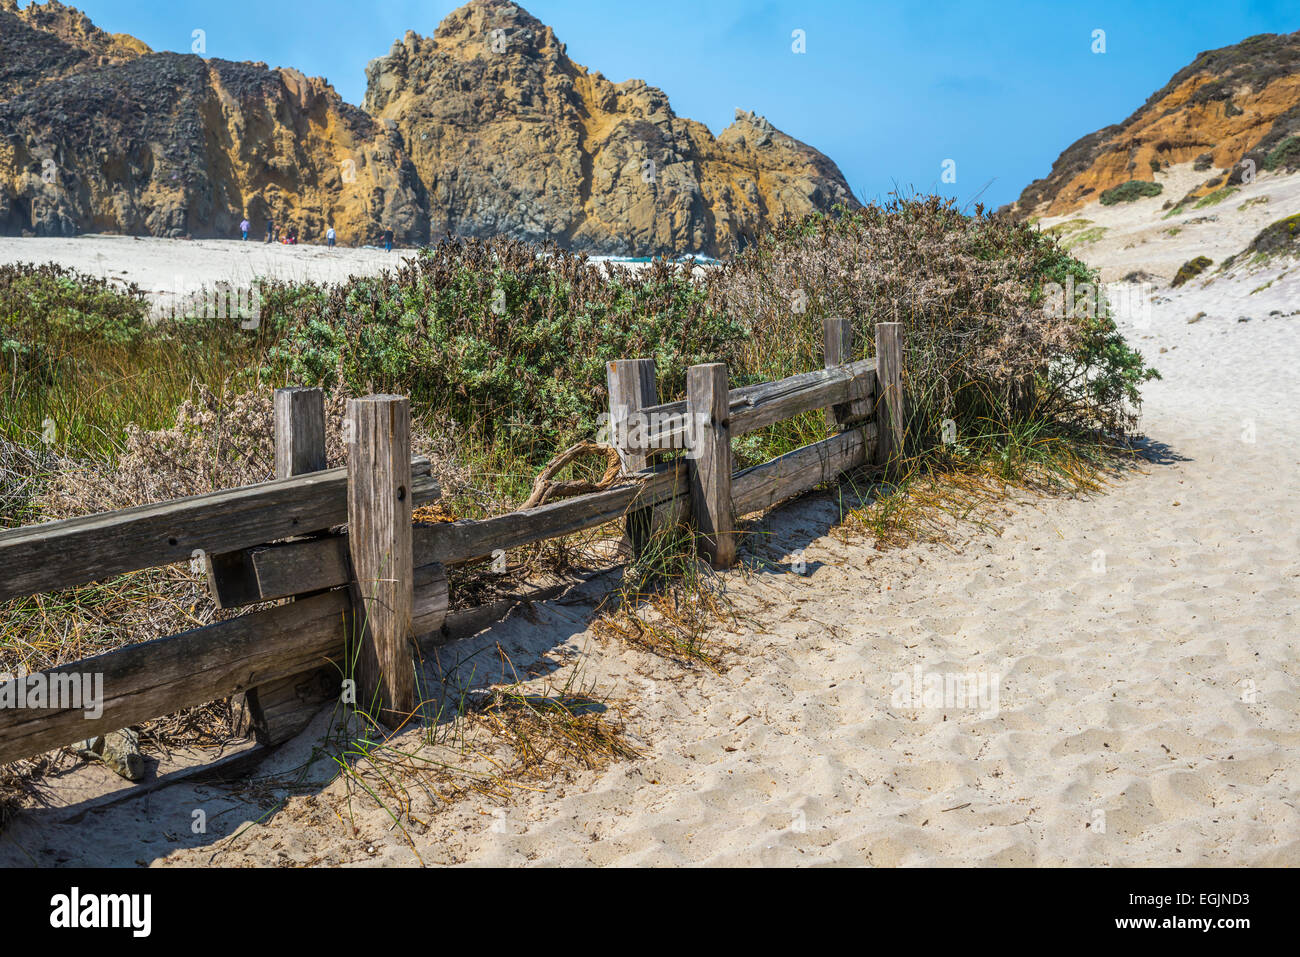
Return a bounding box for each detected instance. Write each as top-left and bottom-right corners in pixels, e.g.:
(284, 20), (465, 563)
(409, 298), (1298, 867)
(1, 276), (1296, 868)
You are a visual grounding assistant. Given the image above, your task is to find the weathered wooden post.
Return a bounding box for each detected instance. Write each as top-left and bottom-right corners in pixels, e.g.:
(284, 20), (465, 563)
(233, 386), (337, 745)
(687, 362), (735, 568)
(347, 395), (417, 729)
(824, 316), (872, 430)
(874, 322), (906, 470)
(274, 386), (327, 477)
(607, 359), (658, 473)
(607, 358), (659, 556)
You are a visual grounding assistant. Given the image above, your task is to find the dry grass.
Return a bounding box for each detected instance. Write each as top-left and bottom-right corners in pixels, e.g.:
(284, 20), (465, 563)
(225, 654), (639, 863)
(0, 200), (1159, 839)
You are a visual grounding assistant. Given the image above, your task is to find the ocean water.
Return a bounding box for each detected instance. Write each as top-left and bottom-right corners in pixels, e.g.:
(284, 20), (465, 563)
(590, 254), (723, 266)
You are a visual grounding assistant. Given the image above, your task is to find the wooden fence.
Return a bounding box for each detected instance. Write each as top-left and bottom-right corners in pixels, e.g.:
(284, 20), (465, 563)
(0, 318), (905, 770)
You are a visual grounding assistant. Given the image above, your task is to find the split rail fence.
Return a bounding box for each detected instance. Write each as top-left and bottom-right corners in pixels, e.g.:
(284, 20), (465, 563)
(0, 318), (905, 770)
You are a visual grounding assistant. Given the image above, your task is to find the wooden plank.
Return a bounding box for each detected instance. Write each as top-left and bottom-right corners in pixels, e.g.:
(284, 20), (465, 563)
(412, 562), (450, 639)
(0, 590), (350, 766)
(0, 569), (450, 767)
(0, 457), (435, 604)
(347, 395), (416, 729)
(732, 425), (876, 517)
(607, 357), (662, 557)
(688, 363), (735, 569)
(875, 322), (906, 469)
(219, 461), (690, 608)
(207, 473), (438, 609)
(414, 459), (689, 567)
(274, 387), (327, 479)
(625, 360), (876, 451)
(203, 549), (262, 609)
(236, 387), (337, 747)
(824, 317), (872, 429)
(606, 359), (658, 473)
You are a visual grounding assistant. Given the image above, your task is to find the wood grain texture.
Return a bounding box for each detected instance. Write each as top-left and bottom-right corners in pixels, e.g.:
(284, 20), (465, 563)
(346, 395), (416, 729)
(608, 357), (664, 557)
(0, 458), (434, 604)
(732, 425), (876, 517)
(205, 474), (437, 609)
(414, 459), (689, 567)
(412, 563), (450, 639)
(606, 358), (658, 473)
(624, 360), (876, 451)
(0, 590), (350, 766)
(823, 317), (872, 429)
(875, 322), (906, 469)
(688, 363), (735, 569)
(274, 387), (327, 480)
(238, 386), (336, 747)
(0, 568), (450, 767)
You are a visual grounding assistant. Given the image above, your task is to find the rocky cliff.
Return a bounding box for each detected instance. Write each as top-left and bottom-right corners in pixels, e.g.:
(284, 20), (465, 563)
(1, 0), (857, 255)
(364, 0), (858, 255)
(1009, 32), (1300, 218)
(0, 0), (425, 243)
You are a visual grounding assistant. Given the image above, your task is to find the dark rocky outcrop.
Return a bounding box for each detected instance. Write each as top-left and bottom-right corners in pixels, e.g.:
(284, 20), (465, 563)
(1, 0), (857, 255)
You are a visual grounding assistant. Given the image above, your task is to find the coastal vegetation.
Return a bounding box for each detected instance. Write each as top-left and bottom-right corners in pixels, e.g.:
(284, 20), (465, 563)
(0, 197), (1158, 806)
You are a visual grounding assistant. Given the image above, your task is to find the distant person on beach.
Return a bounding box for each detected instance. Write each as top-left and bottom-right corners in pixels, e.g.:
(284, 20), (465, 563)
(285, 224), (299, 245)
(383, 227), (393, 253)
(240, 218), (250, 241)
(265, 218), (274, 243)
(326, 226), (336, 249)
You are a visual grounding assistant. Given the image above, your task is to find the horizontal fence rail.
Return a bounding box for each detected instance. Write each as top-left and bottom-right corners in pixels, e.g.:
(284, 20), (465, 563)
(619, 359), (877, 452)
(0, 459), (438, 604)
(0, 317), (906, 772)
(0, 565), (448, 767)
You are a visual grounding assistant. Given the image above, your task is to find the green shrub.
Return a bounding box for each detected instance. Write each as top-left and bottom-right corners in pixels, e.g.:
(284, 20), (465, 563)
(1172, 256), (1214, 287)
(1099, 181), (1164, 205)
(0, 262), (149, 351)
(1194, 186), (1238, 209)
(709, 196), (1157, 437)
(1247, 213), (1300, 256)
(1263, 135), (1300, 171)
(265, 239), (747, 452)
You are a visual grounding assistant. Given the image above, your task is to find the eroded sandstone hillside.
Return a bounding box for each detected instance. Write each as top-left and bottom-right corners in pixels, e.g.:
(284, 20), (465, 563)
(1009, 31), (1300, 218)
(0, 0), (858, 255)
(365, 0), (858, 255)
(0, 0), (425, 243)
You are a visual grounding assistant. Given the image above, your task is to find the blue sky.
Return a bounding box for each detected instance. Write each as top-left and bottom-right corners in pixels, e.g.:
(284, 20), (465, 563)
(38, 0), (1300, 209)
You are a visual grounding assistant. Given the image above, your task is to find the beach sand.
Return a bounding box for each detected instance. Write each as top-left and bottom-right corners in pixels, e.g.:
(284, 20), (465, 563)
(0, 237), (1296, 867)
(0, 234), (405, 313)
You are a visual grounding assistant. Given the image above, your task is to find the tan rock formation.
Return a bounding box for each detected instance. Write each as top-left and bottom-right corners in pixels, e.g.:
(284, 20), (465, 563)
(0, 1), (427, 242)
(364, 0), (858, 255)
(1, 0), (857, 254)
(1009, 31), (1300, 218)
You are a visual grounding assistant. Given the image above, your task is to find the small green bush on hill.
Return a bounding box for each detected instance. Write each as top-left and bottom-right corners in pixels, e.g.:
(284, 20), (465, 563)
(1172, 256), (1214, 287)
(1099, 181), (1164, 206)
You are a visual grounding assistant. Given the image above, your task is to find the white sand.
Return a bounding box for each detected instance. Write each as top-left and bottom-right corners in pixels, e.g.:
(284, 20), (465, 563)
(1037, 163), (1300, 287)
(0, 236), (672, 314)
(1, 225), (1297, 867)
(0, 234), (405, 312)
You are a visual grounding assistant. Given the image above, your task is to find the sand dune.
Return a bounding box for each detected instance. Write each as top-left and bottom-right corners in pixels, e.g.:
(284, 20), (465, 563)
(1, 229), (1297, 866)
